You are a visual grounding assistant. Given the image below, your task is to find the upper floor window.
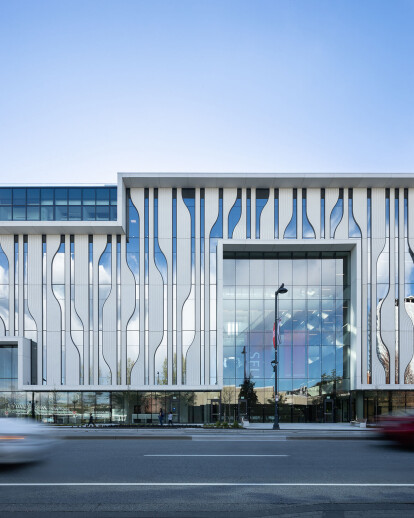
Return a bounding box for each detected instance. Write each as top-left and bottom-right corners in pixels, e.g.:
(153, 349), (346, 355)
(0, 187), (117, 221)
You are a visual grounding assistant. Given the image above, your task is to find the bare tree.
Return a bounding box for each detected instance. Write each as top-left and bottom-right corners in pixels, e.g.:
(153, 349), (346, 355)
(221, 386), (234, 421)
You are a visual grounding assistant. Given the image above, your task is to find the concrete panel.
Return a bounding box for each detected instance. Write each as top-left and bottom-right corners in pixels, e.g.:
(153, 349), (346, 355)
(102, 235), (117, 385)
(204, 188), (219, 383)
(232, 188), (246, 239)
(306, 189), (321, 239)
(403, 188), (414, 382)
(260, 191), (274, 240)
(65, 235), (81, 386)
(352, 189), (368, 239)
(121, 233), (136, 386)
(46, 235), (63, 386)
(148, 189), (164, 385)
(279, 189), (293, 239)
(0, 236), (13, 336)
(370, 188), (387, 385)
(296, 189), (303, 239)
(325, 188), (339, 239)
(335, 189), (349, 239)
(184, 189), (200, 386)
(177, 188), (192, 386)
(129, 189), (145, 386)
(223, 188), (238, 239)
(251, 188), (256, 240)
(74, 235), (89, 385)
(158, 188), (173, 385)
(352, 188), (368, 384)
(92, 235), (108, 385)
(18, 236), (23, 342)
(379, 189), (396, 384)
(27, 236), (42, 383)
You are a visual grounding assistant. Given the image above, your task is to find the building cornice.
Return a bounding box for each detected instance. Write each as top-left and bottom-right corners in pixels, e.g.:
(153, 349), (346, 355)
(119, 172), (414, 188)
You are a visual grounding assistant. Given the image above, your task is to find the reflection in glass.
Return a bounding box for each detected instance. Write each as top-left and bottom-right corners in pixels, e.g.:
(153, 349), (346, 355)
(223, 251), (350, 418)
(284, 189), (297, 238)
(98, 240), (112, 385)
(144, 190), (149, 384)
(395, 190), (399, 383)
(126, 197), (140, 384)
(154, 190), (168, 383)
(182, 190), (196, 384)
(302, 190), (315, 239)
(70, 237), (84, 384)
(348, 189), (362, 238)
(172, 189), (177, 383)
(330, 189), (343, 238)
(0, 187), (117, 221)
(255, 189), (269, 239)
(228, 189), (241, 239)
(376, 190), (390, 384)
(0, 243), (9, 335)
(209, 189), (223, 384)
(52, 239), (65, 383)
(404, 189), (414, 382)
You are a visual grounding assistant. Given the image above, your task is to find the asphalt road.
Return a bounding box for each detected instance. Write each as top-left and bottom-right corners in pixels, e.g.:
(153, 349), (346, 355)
(0, 436), (413, 517)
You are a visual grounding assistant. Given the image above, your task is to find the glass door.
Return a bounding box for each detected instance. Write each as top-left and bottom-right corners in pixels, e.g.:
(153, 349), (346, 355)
(210, 399), (221, 423)
(324, 399), (334, 423)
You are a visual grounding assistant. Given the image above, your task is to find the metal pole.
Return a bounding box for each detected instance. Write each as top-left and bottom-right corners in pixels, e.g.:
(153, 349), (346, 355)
(273, 290), (280, 430)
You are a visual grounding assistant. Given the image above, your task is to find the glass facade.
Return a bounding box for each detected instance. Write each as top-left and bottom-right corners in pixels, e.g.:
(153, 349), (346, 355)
(222, 251), (351, 422)
(0, 345), (17, 391)
(0, 388), (414, 424)
(2, 179), (414, 426)
(0, 390), (222, 425)
(0, 187), (117, 221)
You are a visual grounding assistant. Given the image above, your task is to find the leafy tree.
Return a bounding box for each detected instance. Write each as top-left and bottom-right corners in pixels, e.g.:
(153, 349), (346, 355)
(238, 376), (258, 419)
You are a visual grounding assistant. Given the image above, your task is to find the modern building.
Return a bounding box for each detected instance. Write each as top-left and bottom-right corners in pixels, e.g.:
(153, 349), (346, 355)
(1, 173), (414, 424)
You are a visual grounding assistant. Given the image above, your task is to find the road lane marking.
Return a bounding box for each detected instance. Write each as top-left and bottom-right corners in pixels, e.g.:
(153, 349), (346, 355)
(192, 440), (287, 442)
(144, 454), (289, 457)
(0, 483), (413, 487)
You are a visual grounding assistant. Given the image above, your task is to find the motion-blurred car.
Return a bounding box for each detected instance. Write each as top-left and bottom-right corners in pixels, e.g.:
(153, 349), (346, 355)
(378, 411), (414, 447)
(0, 418), (58, 464)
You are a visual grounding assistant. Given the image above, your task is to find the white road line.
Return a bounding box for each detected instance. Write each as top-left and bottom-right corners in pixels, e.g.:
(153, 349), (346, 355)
(0, 483), (413, 487)
(144, 454), (289, 457)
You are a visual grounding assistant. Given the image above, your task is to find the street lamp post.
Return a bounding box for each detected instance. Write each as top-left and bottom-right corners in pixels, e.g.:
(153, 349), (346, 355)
(272, 283), (288, 430)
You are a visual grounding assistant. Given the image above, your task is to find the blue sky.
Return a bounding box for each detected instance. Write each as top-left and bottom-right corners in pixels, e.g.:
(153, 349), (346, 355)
(0, 0), (413, 184)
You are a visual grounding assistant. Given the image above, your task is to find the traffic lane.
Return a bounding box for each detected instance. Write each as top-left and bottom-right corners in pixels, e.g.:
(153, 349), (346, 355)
(0, 438), (412, 484)
(1, 486), (414, 517)
(0, 439), (413, 484)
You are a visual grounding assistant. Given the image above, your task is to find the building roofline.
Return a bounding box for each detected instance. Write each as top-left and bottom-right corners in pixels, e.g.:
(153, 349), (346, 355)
(118, 172), (414, 188)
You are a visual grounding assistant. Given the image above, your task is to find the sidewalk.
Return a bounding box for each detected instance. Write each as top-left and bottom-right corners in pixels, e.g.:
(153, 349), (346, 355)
(246, 422), (367, 431)
(49, 422), (376, 440)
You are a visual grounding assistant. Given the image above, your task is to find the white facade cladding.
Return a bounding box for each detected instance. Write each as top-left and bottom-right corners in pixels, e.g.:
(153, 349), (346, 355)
(1, 173), (414, 423)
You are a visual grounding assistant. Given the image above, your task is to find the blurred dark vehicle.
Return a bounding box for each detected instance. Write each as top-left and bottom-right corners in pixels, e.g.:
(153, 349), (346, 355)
(0, 418), (58, 464)
(378, 411), (414, 447)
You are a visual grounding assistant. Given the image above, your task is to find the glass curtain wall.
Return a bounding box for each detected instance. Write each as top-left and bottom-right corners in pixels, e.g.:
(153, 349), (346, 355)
(222, 251), (351, 423)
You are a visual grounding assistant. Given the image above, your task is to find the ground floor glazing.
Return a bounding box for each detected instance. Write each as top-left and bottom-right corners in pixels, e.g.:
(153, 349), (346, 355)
(0, 390), (413, 424)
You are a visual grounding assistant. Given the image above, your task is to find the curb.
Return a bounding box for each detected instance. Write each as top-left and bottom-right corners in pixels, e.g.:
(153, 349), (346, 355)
(59, 434), (373, 441)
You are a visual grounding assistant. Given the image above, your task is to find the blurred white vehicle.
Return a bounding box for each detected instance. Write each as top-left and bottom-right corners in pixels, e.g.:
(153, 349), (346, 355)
(0, 418), (58, 464)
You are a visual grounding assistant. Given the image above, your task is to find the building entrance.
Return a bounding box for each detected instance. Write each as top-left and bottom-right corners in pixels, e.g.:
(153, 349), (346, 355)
(324, 399), (334, 422)
(210, 399), (221, 422)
